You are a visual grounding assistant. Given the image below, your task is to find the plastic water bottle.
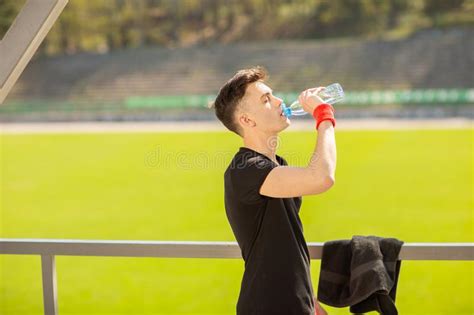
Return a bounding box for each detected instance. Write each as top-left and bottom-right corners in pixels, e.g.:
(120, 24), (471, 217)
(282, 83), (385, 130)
(281, 83), (344, 117)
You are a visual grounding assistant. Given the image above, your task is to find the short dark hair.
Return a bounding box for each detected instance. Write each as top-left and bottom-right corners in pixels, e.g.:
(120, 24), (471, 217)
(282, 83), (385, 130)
(211, 66), (267, 136)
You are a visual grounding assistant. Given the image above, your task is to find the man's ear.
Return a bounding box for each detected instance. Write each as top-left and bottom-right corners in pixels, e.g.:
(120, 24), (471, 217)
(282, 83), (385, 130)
(238, 113), (256, 129)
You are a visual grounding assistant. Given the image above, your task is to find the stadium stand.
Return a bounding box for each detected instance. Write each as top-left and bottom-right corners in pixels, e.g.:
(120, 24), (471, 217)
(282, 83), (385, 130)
(2, 27), (473, 121)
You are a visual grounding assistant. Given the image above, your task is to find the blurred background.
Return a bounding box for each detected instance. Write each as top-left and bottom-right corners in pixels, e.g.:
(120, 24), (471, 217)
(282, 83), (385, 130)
(1, 1), (473, 315)
(1, 0), (473, 120)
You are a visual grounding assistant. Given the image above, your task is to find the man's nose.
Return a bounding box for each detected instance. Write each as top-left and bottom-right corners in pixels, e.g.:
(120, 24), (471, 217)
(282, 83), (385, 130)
(274, 97), (283, 107)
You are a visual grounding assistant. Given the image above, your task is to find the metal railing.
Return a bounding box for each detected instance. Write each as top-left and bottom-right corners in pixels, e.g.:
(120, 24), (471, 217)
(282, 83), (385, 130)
(1, 239), (473, 315)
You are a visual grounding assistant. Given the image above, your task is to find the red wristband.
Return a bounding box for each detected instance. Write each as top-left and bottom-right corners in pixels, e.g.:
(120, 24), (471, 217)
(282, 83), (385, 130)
(312, 103), (336, 130)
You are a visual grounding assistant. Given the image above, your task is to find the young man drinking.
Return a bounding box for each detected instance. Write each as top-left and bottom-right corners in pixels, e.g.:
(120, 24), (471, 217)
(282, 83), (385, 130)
(212, 66), (335, 315)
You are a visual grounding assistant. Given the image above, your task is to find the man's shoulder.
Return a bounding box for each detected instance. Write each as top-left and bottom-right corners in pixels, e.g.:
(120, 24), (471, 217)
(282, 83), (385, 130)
(224, 149), (279, 204)
(226, 149), (272, 174)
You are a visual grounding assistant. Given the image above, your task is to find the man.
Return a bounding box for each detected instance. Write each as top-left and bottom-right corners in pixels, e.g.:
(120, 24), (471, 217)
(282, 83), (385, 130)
(211, 66), (336, 315)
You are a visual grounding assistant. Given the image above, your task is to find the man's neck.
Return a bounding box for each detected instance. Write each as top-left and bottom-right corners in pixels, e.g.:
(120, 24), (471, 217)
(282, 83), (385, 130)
(243, 132), (279, 164)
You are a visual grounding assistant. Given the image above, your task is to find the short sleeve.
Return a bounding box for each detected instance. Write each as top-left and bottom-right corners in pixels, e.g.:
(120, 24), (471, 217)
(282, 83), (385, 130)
(229, 155), (277, 204)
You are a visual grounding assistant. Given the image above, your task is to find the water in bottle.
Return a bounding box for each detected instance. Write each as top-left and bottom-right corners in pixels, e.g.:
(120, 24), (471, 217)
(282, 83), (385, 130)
(281, 83), (344, 117)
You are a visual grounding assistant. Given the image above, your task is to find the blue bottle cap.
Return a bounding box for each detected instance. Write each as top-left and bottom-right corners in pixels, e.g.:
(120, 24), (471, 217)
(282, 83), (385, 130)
(281, 103), (292, 117)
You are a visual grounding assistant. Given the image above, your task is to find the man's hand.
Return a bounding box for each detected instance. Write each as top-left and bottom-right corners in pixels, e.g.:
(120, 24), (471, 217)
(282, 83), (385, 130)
(298, 87), (326, 114)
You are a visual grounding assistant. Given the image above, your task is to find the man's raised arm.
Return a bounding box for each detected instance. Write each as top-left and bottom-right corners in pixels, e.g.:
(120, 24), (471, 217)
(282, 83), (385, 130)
(260, 88), (337, 198)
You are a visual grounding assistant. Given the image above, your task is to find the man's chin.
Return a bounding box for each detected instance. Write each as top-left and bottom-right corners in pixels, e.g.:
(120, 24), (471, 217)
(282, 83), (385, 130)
(279, 118), (291, 131)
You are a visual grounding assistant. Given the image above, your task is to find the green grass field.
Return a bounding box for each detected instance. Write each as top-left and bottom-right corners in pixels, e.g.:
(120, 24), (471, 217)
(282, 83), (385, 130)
(1, 129), (473, 315)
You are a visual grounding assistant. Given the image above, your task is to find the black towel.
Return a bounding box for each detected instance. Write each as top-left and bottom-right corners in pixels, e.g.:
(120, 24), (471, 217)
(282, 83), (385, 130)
(317, 235), (404, 314)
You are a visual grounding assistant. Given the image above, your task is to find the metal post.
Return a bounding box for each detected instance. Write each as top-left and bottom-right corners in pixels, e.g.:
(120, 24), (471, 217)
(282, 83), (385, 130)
(41, 255), (58, 315)
(0, 0), (68, 104)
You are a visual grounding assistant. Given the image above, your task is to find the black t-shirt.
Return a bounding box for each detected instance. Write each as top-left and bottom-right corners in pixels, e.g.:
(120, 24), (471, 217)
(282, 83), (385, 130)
(224, 147), (315, 315)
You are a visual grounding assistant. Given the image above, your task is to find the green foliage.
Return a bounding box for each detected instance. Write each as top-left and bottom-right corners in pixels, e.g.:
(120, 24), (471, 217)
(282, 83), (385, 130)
(0, 0), (472, 55)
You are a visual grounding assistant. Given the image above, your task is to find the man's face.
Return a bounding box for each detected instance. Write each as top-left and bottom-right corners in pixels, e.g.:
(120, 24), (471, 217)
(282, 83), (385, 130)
(238, 81), (290, 135)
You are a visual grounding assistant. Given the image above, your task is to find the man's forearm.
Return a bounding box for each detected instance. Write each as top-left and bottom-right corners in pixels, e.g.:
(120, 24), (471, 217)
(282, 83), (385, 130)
(307, 120), (337, 182)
